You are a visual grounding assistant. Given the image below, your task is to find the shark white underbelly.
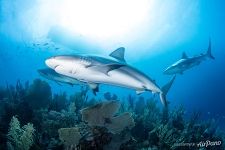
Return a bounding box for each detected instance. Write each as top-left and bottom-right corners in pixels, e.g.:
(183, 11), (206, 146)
(55, 65), (149, 91)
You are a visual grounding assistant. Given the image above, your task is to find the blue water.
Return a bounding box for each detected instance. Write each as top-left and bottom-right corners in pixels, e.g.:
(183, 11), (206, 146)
(0, 0), (225, 129)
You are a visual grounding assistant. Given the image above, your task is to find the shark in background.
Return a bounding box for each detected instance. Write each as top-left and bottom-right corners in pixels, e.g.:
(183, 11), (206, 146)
(164, 39), (215, 75)
(45, 47), (176, 107)
(38, 68), (80, 86)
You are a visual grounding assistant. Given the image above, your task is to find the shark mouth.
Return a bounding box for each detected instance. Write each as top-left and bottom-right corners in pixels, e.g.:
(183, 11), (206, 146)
(54, 65), (60, 69)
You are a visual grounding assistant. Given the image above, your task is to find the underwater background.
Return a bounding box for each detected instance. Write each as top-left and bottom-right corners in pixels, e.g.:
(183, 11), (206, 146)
(0, 0), (225, 149)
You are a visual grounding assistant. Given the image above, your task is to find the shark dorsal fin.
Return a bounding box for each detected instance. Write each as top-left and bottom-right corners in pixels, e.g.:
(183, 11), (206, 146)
(109, 47), (126, 63)
(182, 52), (188, 59)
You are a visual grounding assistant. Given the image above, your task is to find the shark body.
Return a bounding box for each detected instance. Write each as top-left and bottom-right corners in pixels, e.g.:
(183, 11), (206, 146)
(164, 39), (214, 75)
(45, 47), (175, 106)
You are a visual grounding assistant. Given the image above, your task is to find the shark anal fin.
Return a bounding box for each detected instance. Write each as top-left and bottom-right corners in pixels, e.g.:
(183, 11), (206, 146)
(109, 47), (126, 63)
(88, 83), (99, 95)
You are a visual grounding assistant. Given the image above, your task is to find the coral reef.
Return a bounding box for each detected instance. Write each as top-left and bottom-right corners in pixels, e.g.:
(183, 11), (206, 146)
(106, 112), (135, 134)
(69, 86), (89, 113)
(50, 92), (68, 111)
(0, 78), (224, 150)
(7, 116), (35, 150)
(80, 100), (121, 126)
(104, 92), (118, 101)
(58, 127), (81, 149)
(24, 79), (52, 110)
(81, 100), (135, 133)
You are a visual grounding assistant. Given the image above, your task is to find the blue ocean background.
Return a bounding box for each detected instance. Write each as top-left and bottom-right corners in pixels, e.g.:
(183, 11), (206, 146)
(0, 0), (225, 131)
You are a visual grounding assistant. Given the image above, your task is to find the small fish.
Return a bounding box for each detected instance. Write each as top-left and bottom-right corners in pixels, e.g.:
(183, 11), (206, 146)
(43, 43), (49, 46)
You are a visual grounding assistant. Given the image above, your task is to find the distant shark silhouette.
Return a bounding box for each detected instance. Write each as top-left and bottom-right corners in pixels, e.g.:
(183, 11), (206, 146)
(45, 47), (175, 107)
(164, 39), (214, 75)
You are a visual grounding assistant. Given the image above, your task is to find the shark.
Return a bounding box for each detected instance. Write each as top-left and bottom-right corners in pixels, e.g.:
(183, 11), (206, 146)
(38, 68), (80, 86)
(45, 47), (176, 107)
(164, 39), (215, 75)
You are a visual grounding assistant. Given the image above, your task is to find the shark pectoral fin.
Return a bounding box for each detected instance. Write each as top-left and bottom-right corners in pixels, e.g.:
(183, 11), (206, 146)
(136, 90), (145, 95)
(88, 83), (99, 95)
(89, 64), (124, 75)
(109, 47), (126, 63)
(104, 64), (124, 74)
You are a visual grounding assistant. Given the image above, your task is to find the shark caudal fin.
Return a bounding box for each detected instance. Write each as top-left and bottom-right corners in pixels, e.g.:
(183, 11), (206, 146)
(159, 76), (176, 107)
(206, 38), (215, 60)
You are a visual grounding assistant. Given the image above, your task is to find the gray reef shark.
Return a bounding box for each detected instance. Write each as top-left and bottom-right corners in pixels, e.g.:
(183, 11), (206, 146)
(164, 39), (214, 75)
(38, 68), (79, 86)
(45, 47), (175, 107)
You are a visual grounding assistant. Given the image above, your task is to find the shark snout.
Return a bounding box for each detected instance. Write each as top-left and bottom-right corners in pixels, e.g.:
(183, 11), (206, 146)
(45, 57), (58, 69)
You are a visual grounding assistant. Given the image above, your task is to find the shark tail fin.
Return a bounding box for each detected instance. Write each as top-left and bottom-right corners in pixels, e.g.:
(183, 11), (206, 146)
(159, 75), (176, 107)
(206, 38), (215, 60)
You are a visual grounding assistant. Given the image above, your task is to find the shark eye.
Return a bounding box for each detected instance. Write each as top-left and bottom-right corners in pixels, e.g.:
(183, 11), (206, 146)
(80, 56), (91, 66)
